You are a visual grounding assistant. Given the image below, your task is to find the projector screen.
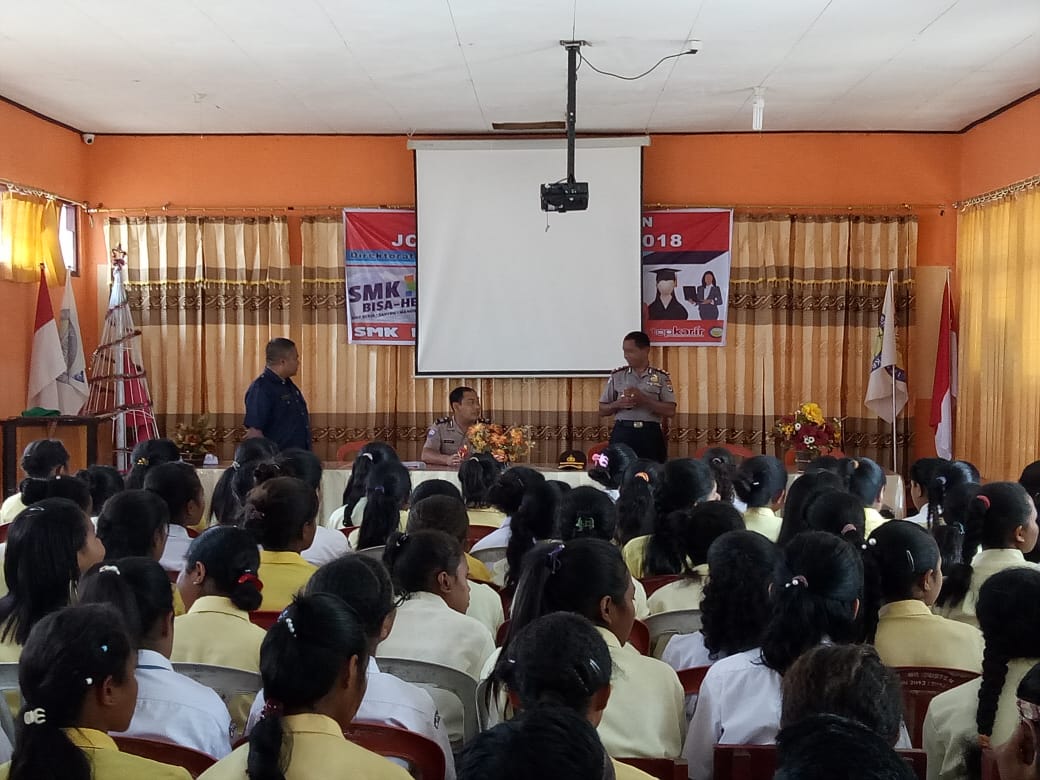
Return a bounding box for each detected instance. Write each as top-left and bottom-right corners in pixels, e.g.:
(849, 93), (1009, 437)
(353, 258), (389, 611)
(410, 137), (646, 376)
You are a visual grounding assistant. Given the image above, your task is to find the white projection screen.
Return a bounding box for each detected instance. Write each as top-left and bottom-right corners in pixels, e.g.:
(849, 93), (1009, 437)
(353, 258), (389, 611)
(410, 137), (647, 376)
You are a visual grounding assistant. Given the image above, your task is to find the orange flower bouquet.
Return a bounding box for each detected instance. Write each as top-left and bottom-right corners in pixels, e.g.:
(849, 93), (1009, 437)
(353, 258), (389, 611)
(467, 422), (533, 463)
(173, 414), (215, 459)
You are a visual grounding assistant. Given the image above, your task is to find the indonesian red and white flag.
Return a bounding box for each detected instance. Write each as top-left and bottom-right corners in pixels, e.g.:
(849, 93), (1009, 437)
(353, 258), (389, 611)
(930, 274), (958, 459)
(27, 267), (64, 411)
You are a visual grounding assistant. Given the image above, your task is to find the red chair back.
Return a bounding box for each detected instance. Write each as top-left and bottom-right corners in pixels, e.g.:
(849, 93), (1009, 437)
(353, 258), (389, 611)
(629, 619), (650, 655)
(0, 524), (10, 544)
(713, 744), (926, 780)
(678, 666), (710, 695)
(639, 575), (684, 597)
(982, 747), (1002, 780)
(343, 722), (446, 780)
(249, 610), (281, 630)
(496, 619), (510, 647)
(336, 441), (369, 462)
(339, 525), (358, 540)
(113, 736), (216, 778)
(895, 666), (980, 748)
(467, 524), (498, 548)
(186, 526), (200, 538)
(614, 756), (688, 780)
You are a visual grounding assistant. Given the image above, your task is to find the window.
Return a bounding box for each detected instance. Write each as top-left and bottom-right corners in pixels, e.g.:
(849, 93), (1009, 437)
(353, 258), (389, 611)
(59, 203), (79, 276)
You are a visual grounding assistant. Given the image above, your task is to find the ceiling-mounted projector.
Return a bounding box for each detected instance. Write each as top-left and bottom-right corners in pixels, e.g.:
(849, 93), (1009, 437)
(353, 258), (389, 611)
(541, 41), (588, 212)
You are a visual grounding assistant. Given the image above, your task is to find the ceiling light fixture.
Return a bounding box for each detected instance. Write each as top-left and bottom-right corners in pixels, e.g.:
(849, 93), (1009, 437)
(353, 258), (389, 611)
(752, 87), (765, 131)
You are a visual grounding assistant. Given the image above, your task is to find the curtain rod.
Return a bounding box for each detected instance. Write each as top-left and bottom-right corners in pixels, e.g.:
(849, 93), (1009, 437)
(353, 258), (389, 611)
(954, 174), (1040, 209)
(645, 202), (944, 212)
(87, 203), (414, 214)
(0, 178), (88, 208)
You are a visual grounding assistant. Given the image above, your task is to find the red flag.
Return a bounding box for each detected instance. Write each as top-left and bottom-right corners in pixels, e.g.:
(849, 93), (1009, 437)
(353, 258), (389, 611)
(27, 268), (64, 411)
(930, 275), (958, 459)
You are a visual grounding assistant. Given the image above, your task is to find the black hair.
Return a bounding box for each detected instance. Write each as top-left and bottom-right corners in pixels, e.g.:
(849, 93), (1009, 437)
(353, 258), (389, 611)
(925, 460), (978, 531)
(305, 555), (395, 640)
(211, 438), (280, 526)
(655, 458), (715, 516)
(972, 569), (1040, 774)
(19, 475), (92, 514)
(19, 439), (69, 478)
(340, 442), (399, 515)
(733, 455), (786, 508)
(125, 438), (181, 490)
(9, 605), (134, 780)
(805, 455), (843, 476)
(493, 612), (611, 713)
(701, 530), (779, 660)
(248, 594), (370, 780)
(805, 489), (865, 540)
(0, 499), (92, 645)
(410, 478), (464, 506)
(701, 447), (739, 503)
(243, 475), (318, 551)
(937, 482), (1035, 610)
(556, 486), (617, 542)
(458, 706), (607, 780)
(1020, 461), (1040, 564)
(701, 270), (717, 285)
(459, 454), (501, 507)
(96, 489), (170, 560)
(910, 457), (948, 493)
(840, 458), (886, 507)
(274, 448), (322, 491)
(867, 521), (941, 604)
(643, 501), (745, 577)
(382, 530), (464, 598)
(487, 467), (546, 515)
(776, 471), (846, 546)
(623, 331), (651, 349)
(504, 481), (560, 593)
(407, 495), (470, 544)
(449, 386), (476, 407)
(587, 444), (638, 492)
(74, 465), (124, 514)
(356, 460), (412, 550)
(265, 337), (296, 364)
(615, 460), (661, 546)
(507, 539), (629, 652)
(780, 644), (904, 746)
(78, 557), (174, 647)
(935, 482), (982, 571)
(761, 531), (863, 675)
(774, 714), (916, 780)
(184, 526), (263, 612)
(144, 461), (203, 527)
(1017, 660), (1040, 705)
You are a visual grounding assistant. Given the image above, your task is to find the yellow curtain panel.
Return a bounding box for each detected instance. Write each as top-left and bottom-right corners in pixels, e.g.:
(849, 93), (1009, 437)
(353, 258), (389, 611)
(0, 192), (65, 284)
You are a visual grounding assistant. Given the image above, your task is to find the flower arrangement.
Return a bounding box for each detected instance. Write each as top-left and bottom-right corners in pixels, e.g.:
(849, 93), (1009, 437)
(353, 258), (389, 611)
(173, 415), (215, 458)
(466, 422), (533, 463)
(773, 402), (842, 457)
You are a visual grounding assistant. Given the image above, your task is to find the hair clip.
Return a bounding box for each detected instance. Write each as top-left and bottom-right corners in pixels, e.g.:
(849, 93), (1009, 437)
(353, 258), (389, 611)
(84, 677), (93, 685)
(751, 480), (761, 487)
(634, 471), (650, 483)
(785, 575), (809, 589)
(546, 543), (566, 574)
(905, 550), (915, 571)
(591, 452), (609, 469)
(840, 524), (859, 537)
(99, 565), (121, 575)
(574, 516), (597, 532)
(588, 658), (601, 674)
(710, 457), (723, 466)
(136, 457), (149, 466)
(26, 505), (45, 514)
(394, 533), (409, 548)
(23, 707), (46, 726)
(100, 644), (108, 653)
(261, 698), (283, 719)
(231, 460), (241, 471)
(236, 573), (264, 592)
(850, 459), (860, 469)
(861, 538), (877, 552)
(936, 475), (947, 487)
(277, 610), (297, 636)
(360, 452), (374, 461)
(371, 485), (386, 494)
(977, 494), (992, 510)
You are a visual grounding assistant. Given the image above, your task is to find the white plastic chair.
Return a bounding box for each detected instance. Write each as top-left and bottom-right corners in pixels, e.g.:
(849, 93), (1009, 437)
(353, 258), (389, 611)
(0, 663), (19, 749)
(375, 656), (479, 743)
(171, 663), (262, 711)
(644, 610), (702, 658)
(470, 546), (508, 569)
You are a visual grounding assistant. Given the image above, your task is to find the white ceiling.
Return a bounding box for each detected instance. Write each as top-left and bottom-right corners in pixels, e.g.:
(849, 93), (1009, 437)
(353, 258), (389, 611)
(1, 0), (1038, 134)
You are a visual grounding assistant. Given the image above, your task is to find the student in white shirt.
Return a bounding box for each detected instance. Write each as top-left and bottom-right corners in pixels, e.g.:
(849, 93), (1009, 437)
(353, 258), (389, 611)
(499, 480), (564, 594)
(904, 457), (948, 527)
(96, 489), (170, 562)
(246, 554), (456, 779)
(469, 466), (548, 555)
(353, 461), (412, 551)
(734, 456), (786, 543)
(935, 482), (1040, 626)
(379, 529), (496, 742)
(924, 568), (1040, 780)
(504, 539), (686, 758)
(144, 462), (206, 573)
(1021, 461), (1040, 565)
(334, 442), (401, 528)
(78, 557), (233, 758)
(644, 502), (744, 615)
(587, 443), (639, 503)
(208, 437), (279, 526)
(838, 457), (889, 536)
(683, 531), (864, 780)
(0, 439), (70, 524)
(75, 464), (126, 519)
(459, 453), (508, 521)
(124, 438), (181, 490)
(924, 460), (980, 538)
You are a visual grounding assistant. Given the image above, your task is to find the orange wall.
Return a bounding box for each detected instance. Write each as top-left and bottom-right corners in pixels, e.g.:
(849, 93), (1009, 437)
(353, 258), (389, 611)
(960, 92), (1040, 199)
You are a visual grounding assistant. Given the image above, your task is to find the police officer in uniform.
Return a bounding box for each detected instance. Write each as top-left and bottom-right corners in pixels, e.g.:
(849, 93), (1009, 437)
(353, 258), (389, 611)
(599, 331), (675, 462)
(421, 386), (486, 467)
(243, 337), (311, 450)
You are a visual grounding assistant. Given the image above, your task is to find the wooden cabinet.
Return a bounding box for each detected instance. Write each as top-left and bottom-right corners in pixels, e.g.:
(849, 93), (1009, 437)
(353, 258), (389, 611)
(2, 416), (113, 497)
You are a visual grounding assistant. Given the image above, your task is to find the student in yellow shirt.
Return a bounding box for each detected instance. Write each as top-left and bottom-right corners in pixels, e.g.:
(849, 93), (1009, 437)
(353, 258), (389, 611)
(199, 593), (411, 780)
(0, 439), (69, 525)
(243, 473), (318, 611)
(615, 459), (661, 548)
(484, 611), (656, 779)
(804, 489), (866, 542)
(0, 498), (106, 661)
(209, 438), (279, 526)
(775, 471), (845, 546)
(459, 453), (508, 527)
(0, 603), (190, 780)
(734, 456), (786, 543)
(868, 520), (983, 672)
(96, 490), (170, 562)
(838, 457), (889, 536)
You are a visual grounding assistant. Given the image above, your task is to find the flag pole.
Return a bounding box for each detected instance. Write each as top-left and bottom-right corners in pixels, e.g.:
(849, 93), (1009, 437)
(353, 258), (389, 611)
(891, 368), (898, 474)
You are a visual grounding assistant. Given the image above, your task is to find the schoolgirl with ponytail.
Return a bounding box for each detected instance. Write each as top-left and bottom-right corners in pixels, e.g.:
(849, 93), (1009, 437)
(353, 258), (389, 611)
(0, 439), (69, 524)
(733, 455), (786, 542)
(614, 459), (662, 547)
(868, 521), (983, 672)
(6, 604), (191, 780)
(458, 453), (507, 526)
(199, 594), (411, 780)
(354, 460), (412, 551)
(935, 482), (1040, 626)
(124, 438), (180, 490)
(587, 443), (638, 500)
(701, 447), (740, 506)
(838, 457), (888, 535)
(210, 437), (279, 526)
(332, 442), (400, 529)
(469, 466), (547, 555)
(924, 568), (1040, 780)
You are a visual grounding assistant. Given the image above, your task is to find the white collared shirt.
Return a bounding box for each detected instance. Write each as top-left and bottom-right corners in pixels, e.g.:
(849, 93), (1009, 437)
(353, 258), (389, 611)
(661, 630), (715, 673)
(113, 649), (232, 758)
(246, 657), (456, 780)
(302, 524), (350, 566)
(906, 504), (930, 527)
(469, 517), (511, 553)
(160, 525), (193, 572)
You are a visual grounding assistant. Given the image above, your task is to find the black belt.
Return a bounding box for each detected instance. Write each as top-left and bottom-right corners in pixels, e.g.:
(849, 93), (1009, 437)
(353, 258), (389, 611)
(616, 420), (661, 429)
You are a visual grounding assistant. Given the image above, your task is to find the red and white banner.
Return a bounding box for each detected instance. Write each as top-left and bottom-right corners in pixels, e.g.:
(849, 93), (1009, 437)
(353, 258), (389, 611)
(28, 267), (65, 411)
(640, 209), (734, 346)
(344, 209), (417, 344)
(930, 274), (958, 459)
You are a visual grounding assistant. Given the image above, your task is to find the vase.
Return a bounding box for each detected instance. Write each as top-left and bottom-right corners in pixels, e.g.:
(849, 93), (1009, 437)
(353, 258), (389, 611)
(182, 453), (205, 467)
(792, 450), (813, 472)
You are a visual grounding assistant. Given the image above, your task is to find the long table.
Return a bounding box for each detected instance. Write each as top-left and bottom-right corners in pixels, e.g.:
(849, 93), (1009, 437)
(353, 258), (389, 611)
(196, 462), (905, 528)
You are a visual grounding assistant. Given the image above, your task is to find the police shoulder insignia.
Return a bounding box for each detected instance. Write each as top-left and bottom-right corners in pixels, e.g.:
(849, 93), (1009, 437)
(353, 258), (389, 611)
(434, 416), (451, 425)
(427, 428), (438, 439)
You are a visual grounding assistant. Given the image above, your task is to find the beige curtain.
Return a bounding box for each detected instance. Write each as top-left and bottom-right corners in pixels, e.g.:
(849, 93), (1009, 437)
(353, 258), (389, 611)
(957, 183), (1040, 479)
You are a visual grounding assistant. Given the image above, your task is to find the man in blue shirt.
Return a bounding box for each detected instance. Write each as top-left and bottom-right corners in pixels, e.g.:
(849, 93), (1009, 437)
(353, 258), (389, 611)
(243, 338), (311, 450)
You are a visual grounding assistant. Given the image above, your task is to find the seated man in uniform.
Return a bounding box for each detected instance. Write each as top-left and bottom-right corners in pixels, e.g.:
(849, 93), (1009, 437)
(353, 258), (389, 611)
(421, 386), (486, 467)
